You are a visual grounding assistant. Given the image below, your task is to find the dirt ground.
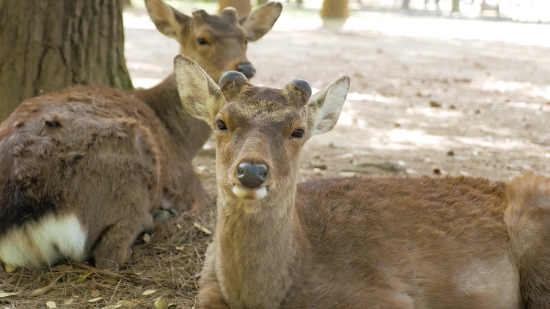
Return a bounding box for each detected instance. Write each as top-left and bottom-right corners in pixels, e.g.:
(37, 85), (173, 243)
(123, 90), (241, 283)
(2, 2), (550, 308)
(125, 2), (550, 193)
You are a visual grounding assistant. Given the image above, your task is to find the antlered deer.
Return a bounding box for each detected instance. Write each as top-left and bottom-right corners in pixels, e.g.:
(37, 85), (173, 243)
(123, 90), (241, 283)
(0, 0), (282, 270)
(174, 54), (550, 308)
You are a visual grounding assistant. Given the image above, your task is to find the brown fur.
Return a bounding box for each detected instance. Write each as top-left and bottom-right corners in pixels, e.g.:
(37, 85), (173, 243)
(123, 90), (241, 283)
(173, 57), (550, 308)
(0, 0), (282, 270)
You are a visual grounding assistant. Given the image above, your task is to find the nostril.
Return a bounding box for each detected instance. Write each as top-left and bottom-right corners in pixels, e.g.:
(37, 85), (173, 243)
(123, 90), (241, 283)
(237, 164), (245, 176)
(237, 63), (256, 79)
(237, 162), (268, 188)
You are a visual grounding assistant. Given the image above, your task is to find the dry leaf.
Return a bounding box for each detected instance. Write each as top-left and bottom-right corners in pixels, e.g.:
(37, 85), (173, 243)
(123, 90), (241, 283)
(88, 297), (103, 302)
(46, 301), (57, 308)
(142, 289), (157, 296)
(143, 233), (151, 243)
(175, 246), (185, 251)
(63, 298), (75, 305)
(0, 292), (20, 298)
(75, 271), (92, 284)
(154, 298), (168, 309)
(116, 300), (137, 306)
(28, 286), (53, 297)
(4, 264), (15, 273)
(103, 305), (122, 309)
(91, 290), (100, 297)
(194, 222), (212, 235)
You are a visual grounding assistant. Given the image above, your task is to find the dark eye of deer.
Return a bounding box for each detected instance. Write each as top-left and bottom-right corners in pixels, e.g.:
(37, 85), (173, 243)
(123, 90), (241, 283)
(216, 120), (227, 131)
(197, 38), (208, 45)
(291, 129), (304, 139)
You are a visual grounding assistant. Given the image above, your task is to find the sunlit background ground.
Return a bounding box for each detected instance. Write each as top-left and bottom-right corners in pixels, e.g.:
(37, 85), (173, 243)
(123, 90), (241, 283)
(124, 0), (550, 193)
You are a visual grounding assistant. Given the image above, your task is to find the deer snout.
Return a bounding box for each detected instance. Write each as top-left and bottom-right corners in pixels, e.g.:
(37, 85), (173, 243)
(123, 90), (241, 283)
(237, 161), (268, 188)
(237, 63), (256, 79)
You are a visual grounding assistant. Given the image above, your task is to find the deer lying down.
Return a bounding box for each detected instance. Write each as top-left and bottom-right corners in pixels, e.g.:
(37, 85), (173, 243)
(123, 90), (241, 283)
(174, 54), (550, 308)
(0, 0), (282, 270)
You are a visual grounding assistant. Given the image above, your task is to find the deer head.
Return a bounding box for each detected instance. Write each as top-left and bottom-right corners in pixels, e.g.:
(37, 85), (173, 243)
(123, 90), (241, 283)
(145, 0), (282, 83)
(173, 55), (349, 212)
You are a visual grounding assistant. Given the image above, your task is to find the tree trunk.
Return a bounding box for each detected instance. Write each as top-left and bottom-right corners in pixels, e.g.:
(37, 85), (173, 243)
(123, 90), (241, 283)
(402, 0), (411, 9)
(320, 0), (349, 18)
(0, 0), (133, 122)
(451, 0), (460, 12)
(218, 0), (251, 17)
(257, 0), (268, 5)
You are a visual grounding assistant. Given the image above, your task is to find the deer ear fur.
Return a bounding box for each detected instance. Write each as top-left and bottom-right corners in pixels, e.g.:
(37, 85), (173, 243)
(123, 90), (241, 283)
(174, 54), (225, 124)
(307, 76), (350, 135)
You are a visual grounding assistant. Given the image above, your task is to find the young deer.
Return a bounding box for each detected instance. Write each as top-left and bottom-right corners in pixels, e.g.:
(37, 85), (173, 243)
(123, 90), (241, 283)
(0, 0), (282, 270)
(174, 54), (550, 308)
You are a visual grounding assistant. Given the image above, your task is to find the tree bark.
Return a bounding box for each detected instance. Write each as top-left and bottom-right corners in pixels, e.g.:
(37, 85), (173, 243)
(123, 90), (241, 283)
(320, 0), (349, 18)
(218, 0), (251, 17)
(0, 0), (133, 122)
(451, 0), (460, 12)
(402, 0), (411, 10)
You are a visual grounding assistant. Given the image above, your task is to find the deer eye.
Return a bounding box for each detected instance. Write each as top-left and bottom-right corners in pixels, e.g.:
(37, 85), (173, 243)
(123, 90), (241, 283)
(216, 120), (227, 131)
(290, 128), (304, 139)
(197, 38), (208, 45)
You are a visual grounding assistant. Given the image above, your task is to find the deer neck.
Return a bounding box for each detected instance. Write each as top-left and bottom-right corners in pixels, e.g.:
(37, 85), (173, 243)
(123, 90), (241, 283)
(134, 74), (212, 160)
(215, 185), (305, 308)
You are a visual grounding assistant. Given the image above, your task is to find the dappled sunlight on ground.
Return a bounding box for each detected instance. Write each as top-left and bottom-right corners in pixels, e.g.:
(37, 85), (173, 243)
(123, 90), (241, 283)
(123, 1), (550, 188)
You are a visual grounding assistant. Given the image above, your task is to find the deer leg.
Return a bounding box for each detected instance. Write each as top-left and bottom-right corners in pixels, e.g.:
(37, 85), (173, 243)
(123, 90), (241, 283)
(196, 243), (231, 309)
(93, 211), (154, 270)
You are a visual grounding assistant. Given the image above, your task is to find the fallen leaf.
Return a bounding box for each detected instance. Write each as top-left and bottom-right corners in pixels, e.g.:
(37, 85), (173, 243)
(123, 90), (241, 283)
(142, 289), (157, 296)
(63, 298), (74, 305)
(175, 246), (185, 251)
(4, 264), (15, 273)
(116, 300), (137, 306)
(143, 233), (151, 243)
(103, 305), (122, 309)
(28, 286), (53, 297)
(88, 297), (103, 302)
(194, 222), (212, 235)
(46, 301), (57, 308)
(75, 271), (92, 284)
(0, 292), (20, 298)
(154, 298), (168, 309)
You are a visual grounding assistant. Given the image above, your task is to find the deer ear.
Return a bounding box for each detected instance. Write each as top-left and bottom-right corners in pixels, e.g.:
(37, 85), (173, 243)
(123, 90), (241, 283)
(307, 76), (350, 135)
(174, 55), (225, 124)
(240, 2), (282, 41)
(145, 0), (190, 39)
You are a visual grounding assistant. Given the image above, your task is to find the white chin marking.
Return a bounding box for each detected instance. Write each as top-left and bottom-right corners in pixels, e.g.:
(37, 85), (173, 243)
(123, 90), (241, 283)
(232, 185), (268, 200)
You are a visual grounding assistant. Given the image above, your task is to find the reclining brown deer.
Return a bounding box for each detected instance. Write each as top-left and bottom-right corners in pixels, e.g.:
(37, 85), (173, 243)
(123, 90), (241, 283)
(0, 0), (282, 270)
(174, 54), (550, 308)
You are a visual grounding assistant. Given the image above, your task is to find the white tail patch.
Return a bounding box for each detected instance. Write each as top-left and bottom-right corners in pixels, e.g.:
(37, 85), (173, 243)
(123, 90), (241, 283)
(0, 213), (87, 268)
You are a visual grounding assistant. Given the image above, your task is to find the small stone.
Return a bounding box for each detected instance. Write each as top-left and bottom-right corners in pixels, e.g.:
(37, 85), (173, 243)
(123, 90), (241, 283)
(433, 168), (441, 175)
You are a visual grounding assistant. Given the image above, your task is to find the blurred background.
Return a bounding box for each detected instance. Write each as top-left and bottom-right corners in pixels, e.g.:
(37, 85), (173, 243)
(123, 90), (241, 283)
(122, 0), (550, 188)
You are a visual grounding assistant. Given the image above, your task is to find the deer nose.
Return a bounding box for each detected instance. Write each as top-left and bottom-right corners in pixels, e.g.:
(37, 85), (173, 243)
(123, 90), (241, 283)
(237, 162), (268, 188)
(237, 63), (256, 79)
